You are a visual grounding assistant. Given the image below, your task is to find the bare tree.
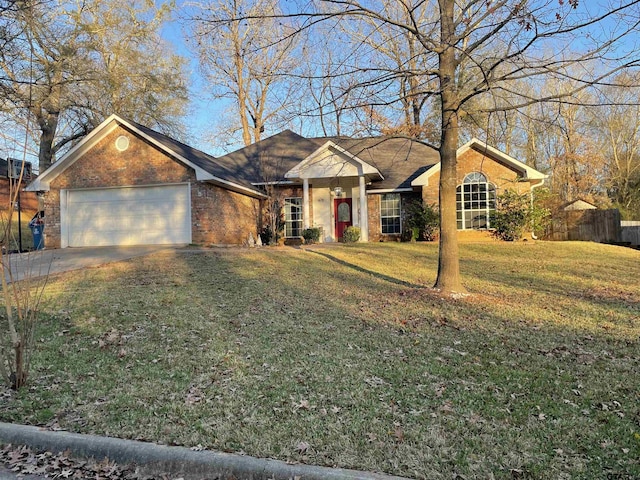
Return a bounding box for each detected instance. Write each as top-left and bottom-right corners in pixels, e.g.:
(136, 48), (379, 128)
(190, 0), (302, 147)
(592, 74), (640, 218)
(0, 0), (189, 173)
(0, 158), (49, 390)
(220, 0), (640, 293)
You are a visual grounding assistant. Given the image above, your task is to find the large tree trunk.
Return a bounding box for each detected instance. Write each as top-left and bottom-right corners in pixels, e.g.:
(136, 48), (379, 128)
(37, 113), (58, 174)
(434, 0), (465, 294)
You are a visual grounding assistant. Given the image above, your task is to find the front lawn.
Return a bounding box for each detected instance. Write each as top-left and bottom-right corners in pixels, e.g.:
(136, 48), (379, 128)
(1, 242), (639, 479)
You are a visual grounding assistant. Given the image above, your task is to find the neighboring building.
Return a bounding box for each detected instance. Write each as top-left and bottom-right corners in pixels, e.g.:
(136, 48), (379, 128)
(0, 158), (39, 213)
(561, 199), (598, 211)
(27, 114), (548, 248)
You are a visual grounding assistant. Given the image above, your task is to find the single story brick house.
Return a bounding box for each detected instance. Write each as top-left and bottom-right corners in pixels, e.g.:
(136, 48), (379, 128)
(27, 114), (547, 247)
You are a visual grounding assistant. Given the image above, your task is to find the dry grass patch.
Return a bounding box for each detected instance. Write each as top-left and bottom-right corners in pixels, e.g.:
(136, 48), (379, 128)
(1, 242), (638, 479)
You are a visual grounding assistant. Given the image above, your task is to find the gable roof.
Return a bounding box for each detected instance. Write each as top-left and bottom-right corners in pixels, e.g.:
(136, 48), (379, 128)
(213, 130), (322, 185)
(214, 131), (440, 191)
(284, 140), (384, 180)
(561, 199), (598, 210)
(26, 114), (266, 198)
(411, 138), (548, 186)
(312, 136), (439, 190)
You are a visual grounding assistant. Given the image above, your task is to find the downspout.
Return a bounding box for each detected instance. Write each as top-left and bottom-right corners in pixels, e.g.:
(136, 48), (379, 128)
(530, 179), (546, 240)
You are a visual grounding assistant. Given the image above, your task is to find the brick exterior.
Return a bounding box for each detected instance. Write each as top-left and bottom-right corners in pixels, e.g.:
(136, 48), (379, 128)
(364, 148), (535, 241)
(422, 147), (531, 205)
(44, 125), (260, 248)
(271, 185), (313, 245)
(0, 178), (40, 214)
(367, 192), (421, 242)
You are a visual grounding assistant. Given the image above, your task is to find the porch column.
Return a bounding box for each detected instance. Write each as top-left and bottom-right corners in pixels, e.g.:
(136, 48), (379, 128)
(303, 178), (310, 229)
(359, 175), (368, 241)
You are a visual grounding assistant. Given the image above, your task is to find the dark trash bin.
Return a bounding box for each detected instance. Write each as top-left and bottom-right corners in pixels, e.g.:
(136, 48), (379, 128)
(28, 211), (45, 250)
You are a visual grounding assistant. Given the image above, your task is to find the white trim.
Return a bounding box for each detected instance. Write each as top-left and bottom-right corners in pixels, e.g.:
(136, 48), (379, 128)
(359, 175), (368, 241)
(456, 174), (496, 230)
(380, 193), (402, 235)
(410, 164), (440, 187)
(411, 138), (547, 187)
(457, 138), (547, 180)
(367, 187), (414, 194)
(60, 189), (69, 248)
(284, 196), (303, 238)
(26, 114), (266, 199)
(204, 178), (268, 199)
(59, 181), (190, 193)
(284, 141), (383, 180)
(303, 179), (310, 229)
(251, 180), (296, 186)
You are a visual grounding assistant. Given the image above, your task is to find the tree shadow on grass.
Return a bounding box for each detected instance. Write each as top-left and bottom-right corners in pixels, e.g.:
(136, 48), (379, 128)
(307, 248), (427, 289)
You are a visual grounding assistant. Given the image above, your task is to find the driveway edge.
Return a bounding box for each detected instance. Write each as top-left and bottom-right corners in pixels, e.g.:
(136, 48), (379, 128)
(0, 423), (408, 480)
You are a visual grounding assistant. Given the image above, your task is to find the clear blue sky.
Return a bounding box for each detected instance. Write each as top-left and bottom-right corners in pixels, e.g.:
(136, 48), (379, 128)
(160, 6), (234, 157)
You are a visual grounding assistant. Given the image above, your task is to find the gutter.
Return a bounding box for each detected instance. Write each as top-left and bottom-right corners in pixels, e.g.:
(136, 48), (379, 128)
(530, 178), (546, 240)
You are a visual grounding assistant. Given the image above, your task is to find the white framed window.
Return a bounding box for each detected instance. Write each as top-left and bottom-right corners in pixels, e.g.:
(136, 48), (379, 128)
(381, 193), (401, 234)
(284, 197), (303, 237)
(456, 172), (496, 230)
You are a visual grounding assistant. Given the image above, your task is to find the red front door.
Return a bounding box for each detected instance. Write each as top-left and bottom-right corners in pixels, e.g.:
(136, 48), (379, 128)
(334, 198), (352, 240)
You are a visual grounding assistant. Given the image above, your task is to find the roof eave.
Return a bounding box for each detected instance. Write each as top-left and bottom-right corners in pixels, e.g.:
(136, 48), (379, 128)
(285, 141), (384, 180)
(30, 114), (217, 191)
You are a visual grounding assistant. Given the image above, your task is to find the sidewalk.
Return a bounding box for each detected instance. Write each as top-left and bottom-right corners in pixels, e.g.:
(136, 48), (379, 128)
(0, 423), (408, 480)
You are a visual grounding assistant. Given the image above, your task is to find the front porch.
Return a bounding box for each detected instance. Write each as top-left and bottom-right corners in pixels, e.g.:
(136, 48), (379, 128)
(284, 140), (384, 243)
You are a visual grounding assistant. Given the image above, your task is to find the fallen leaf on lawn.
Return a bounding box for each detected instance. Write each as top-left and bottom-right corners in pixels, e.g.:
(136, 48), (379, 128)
(295, 441), (310, 453)
(293, 398), (311, 410)
(185, 386), (203, 405)
(439, 401), (455, 414)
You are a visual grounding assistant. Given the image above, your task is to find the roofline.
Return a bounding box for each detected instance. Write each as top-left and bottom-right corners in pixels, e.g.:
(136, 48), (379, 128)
(26, 114), (265, 198)
(284, 140), (384, 180)
(251, 180), (296, 186)
(458, 138), (548, 180)
(410, 164), (440, 187)
(206, 178), (268, 199)
(367, 188), (415, 194)
(411, 139), (548, 187)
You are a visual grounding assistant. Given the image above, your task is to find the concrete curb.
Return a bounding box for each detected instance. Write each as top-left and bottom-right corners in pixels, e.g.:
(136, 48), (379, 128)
(0, 423), (409, 480)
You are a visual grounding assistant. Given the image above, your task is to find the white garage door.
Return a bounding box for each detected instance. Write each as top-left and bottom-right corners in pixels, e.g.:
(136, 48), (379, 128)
(64, 184), (191, 247)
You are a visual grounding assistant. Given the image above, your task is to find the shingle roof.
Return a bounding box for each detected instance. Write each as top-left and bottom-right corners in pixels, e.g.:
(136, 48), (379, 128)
(213, 130), (440, 190)
(310, 136), (439, 190)
(127, 120), (266, 193)
(212, 130), (323, 184)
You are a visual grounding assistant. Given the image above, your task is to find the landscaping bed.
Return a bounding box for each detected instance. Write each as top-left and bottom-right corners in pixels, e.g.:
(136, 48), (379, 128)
(1, 242), (638, 479)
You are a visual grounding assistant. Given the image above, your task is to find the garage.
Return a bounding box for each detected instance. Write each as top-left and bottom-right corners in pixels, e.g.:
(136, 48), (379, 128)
(61, 184), (191, 247)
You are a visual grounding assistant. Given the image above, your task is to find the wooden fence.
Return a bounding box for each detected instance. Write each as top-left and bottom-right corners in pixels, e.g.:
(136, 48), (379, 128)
(545, 209), (622, 243)
(621, 221), (640, 246)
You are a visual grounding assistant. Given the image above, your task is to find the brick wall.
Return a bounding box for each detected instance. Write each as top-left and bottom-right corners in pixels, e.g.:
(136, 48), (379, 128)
(0, 178), (40, 214)
(45, 125), (259, 248)
(422, 147), (530, 205)
(367, 192), (421, 242)
(270, 185), (314, 245)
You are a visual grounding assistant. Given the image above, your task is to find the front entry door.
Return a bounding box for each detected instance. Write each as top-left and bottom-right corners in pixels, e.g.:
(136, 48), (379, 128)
(334, 198), (352, 240)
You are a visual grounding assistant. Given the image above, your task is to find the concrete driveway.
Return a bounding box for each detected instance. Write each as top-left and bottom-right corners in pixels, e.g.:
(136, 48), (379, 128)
(3, 245), (178, 283)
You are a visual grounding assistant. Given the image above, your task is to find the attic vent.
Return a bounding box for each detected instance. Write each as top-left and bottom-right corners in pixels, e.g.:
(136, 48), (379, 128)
(115, 135), (130, 152)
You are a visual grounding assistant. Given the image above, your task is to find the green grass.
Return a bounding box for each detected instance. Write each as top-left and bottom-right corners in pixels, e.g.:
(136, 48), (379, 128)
(0, 210), (36, 251)
(1, 241), (639, 479)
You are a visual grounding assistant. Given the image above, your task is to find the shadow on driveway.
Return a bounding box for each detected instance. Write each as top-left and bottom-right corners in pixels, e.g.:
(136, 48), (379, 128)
(4, 245), (181, 283)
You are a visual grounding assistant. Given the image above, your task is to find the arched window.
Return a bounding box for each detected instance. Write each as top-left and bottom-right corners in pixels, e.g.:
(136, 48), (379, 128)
(456, 172), (496, 230)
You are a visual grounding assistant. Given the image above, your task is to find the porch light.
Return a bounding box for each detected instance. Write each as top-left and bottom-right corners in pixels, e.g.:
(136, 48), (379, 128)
(333, 186), (343, 196)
